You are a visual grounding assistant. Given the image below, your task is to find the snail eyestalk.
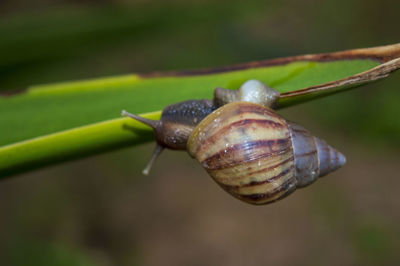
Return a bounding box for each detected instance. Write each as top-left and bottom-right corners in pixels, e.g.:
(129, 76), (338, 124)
(142, 144), (164, 175)
(121, 110), (161, 130)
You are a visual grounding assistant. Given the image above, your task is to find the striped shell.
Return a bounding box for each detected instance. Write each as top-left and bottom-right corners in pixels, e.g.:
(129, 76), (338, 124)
(187, 101), (345, 205)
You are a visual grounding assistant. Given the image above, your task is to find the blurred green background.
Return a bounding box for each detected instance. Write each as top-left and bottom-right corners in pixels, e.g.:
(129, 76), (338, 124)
(0, 0), (399, 265)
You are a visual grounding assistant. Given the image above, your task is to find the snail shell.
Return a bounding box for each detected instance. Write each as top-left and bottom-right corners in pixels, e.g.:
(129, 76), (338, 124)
(187, 101), (346, 205)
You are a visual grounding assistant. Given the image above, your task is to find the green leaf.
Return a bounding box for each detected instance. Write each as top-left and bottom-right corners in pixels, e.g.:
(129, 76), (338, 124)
(0, 44), (399, 177)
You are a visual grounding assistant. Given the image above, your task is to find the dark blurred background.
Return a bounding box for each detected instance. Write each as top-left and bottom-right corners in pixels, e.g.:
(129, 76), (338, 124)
(0, 0), (399, 265)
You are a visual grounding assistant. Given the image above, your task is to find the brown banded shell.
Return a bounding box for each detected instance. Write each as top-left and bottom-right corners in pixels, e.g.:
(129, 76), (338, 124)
(187, 101), (346, 205)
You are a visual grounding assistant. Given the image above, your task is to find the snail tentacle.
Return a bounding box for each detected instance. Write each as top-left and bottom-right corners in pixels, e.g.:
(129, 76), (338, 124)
(142, 144), (164, 175)
(121, 110), (162, 130)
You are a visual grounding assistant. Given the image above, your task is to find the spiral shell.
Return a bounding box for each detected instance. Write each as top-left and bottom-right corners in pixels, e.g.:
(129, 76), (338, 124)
(187, 101), (345, 205)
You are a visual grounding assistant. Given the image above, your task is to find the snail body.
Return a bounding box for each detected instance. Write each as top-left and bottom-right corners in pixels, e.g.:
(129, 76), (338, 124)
(122, 99), (216, 174)
(122, 80), (346, 204)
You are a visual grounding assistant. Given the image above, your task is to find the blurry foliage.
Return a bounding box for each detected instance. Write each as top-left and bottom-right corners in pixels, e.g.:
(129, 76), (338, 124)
(3, 238), (97, 266)
(352, 221), (394, 265)
(0, 0), (399, 266)
(310, 185), (397, 265)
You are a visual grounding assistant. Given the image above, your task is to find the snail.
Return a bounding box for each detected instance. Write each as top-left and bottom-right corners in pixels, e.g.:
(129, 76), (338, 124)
(121, 80), (346, 205)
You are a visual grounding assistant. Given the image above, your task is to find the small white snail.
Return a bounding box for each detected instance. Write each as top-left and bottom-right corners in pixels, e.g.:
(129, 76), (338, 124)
(122, 80), (345, 205)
